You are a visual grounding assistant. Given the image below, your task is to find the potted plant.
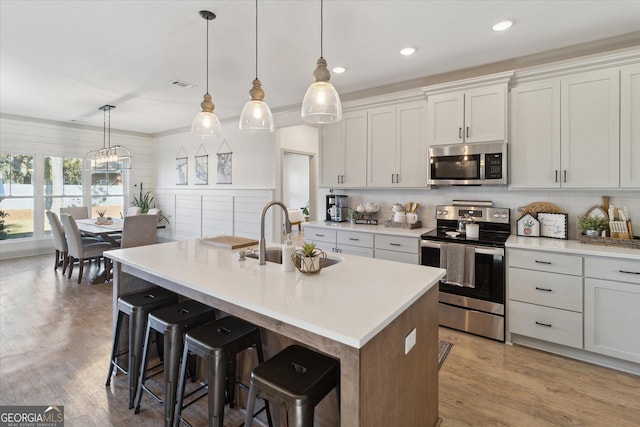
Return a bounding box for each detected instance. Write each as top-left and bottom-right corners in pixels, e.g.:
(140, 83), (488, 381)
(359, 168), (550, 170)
(578, 215), (609, 236)
(294, 241), (327, 274)
(96, 208), (109, 224)
(132, 182), (169, 224)
(300, 204), (310, 222)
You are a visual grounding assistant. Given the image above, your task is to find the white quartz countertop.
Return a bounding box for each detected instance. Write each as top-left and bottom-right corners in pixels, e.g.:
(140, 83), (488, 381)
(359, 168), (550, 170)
(304, 221), (433, 237)
(106, 239), (444, 349)
(506, 235), (640, 260)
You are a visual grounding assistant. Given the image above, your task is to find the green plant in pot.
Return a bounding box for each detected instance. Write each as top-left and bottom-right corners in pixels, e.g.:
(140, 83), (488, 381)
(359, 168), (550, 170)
(132, 182), (169, 224)
(578, 215), (609, 236)
(296, 241), (326, 274)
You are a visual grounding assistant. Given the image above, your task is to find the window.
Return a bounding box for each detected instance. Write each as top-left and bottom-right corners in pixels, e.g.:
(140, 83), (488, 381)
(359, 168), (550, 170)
(0, 153), (34, 239)
(91, 163), (124, 219)
(44, 156), (84, 235)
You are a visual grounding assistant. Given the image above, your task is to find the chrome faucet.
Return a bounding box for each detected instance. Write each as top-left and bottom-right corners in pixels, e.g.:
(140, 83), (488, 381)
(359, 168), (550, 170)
(259, 201), (292, 265)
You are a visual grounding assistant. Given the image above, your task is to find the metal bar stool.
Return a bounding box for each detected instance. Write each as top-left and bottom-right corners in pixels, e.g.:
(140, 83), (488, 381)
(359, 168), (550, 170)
(174, 316), (274, 427)
(244, 345), (340, 427)
(133, 300), (216, 427)
(106, 287), (179, 409)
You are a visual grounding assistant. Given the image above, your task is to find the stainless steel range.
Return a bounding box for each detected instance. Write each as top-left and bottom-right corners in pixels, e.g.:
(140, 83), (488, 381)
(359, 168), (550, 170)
(420, 204), (510, 341)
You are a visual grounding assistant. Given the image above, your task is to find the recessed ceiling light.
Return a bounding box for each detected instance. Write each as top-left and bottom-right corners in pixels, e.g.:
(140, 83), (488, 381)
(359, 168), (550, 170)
(332, 66), (346, 74)
(492, 20), (513, 32)
(400, 47), (416, 56)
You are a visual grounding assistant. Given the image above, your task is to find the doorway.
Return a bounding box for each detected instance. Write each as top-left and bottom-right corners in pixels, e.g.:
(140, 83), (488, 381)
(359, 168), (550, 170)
(282, 151), (316, 242)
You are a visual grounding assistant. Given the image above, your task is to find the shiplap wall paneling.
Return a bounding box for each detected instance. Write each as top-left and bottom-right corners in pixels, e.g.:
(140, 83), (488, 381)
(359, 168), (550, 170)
(174, 194), (202, 239)
(202, 195), (234, 238)
(233, 195), (273, 241)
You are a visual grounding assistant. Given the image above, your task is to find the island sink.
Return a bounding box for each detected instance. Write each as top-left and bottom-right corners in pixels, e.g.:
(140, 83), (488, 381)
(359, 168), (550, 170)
(245, 248), (342, 267)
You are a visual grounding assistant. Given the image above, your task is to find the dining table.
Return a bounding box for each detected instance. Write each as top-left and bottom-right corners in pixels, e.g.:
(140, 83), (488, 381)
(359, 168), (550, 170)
(75, 218), (124, 283)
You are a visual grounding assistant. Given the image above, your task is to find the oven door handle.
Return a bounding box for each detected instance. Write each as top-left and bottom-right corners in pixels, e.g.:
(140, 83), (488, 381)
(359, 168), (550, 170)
(421, 240), (504, 257)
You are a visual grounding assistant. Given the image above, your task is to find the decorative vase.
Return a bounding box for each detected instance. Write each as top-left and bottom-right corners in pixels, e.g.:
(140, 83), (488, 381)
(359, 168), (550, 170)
(584, 229), (599, 236)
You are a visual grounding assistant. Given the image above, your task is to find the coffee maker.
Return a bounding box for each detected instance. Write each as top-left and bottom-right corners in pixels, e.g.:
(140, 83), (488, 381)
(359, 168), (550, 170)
(325, 194), (348, 222)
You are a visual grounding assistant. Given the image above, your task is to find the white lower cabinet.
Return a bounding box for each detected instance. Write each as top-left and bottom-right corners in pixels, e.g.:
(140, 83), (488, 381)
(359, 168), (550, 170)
(584, 257), (640, 363)
(336, 230), (374, 257)
(509, 300), (583, 349)
(507, 249), (583, 349)
(303, 225), (419, 263)
(374, 234), (419, 264)
(508, 247), (640, 371)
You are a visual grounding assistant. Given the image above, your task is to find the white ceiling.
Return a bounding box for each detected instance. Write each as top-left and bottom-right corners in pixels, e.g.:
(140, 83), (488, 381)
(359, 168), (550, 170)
(1, 0), (639, 135)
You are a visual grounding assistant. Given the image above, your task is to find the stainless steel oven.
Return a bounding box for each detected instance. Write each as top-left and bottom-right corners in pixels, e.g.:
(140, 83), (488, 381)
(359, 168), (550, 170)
(421, 204), (510, 341)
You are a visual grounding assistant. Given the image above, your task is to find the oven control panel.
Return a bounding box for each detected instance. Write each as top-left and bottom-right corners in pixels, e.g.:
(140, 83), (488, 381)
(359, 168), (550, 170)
(435, 205), (510, 224)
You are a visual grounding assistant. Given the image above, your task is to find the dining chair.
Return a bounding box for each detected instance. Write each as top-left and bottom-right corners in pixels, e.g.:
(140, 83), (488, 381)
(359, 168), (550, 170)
(125, 207), (142, 216)
(119, 214), (159, 248)
(46, 210), (70, 273)
(60, 206), (90, 220)
(61, 213), (113, 283)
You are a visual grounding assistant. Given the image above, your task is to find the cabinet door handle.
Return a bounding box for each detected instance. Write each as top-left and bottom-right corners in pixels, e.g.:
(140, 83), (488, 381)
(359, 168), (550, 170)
(620, 270), (640, 275)
(391, 174), (395, 184)
(396, 173), (400, 183)
(555, 170), (558, 183)
(535, 287), (553, 292)
(349, 238), (360, 241)
(563, 170), (567, 183)
(315, 234), (325, 237)
(389, 243), (401, 247)
(535, 321), (552, 327)
(458, 127), (462, 139)
(534, 260), (551, 265)
(466, 126), (469, 138)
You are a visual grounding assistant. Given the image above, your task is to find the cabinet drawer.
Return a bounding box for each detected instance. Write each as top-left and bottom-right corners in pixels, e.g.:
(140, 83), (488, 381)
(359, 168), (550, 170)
(304, 228), (337, 244)
(337, 231), (374, 248)
(508, 249), (582, 275)
(374, 249), (418, 265)
(374, 234), (418, 254)
(508, 268), (583, 312)
(509, 300), (583, 349)
(585, 257), (640, 285)
(337, 244), (374, 258)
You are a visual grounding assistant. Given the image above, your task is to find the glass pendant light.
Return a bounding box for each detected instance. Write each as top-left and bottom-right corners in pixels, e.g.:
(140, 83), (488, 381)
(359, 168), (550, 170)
(239, 0), (274, 132)
(192, 10), (223, 138)
(301, 0), (342, 124)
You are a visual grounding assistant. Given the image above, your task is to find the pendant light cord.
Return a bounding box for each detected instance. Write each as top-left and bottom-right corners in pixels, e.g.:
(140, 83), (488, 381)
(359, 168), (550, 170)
(206, 18), (210, 94)
(107, 107), (111, 149)
(320, 0), (324, 59)
(102, 108), (107, 150)
(255, 0), (258, 79)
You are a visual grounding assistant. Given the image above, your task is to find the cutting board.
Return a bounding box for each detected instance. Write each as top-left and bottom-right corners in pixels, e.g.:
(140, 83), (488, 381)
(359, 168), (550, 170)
(201, 236), (258, 250)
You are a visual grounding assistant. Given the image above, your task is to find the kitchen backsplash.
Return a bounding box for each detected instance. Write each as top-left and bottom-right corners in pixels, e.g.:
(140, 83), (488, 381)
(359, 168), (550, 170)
(324, 187), (640, 240)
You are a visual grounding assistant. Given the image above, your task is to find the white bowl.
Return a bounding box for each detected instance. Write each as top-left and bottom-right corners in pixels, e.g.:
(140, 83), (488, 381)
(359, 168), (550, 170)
(445, 231), (460, 238)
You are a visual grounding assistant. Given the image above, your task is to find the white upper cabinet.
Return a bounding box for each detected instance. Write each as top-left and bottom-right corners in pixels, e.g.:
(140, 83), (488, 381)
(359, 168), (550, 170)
(560, 69), (620, 188)
(367, 100), (428, 188)
(510, 80), (561, 188)
(426, 84), (508, 146)
(510, 68), (621, 188)
(620, 63), (640, 188)
(319, 110), (367, 188)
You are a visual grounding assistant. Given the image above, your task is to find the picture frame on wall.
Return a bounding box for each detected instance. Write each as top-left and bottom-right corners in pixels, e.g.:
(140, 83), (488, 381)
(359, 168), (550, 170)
(517, 213), (540, 237)
(538, 212), (568, 239)
(216, 139), (232, 184)
(194, 154), (208, 185)
(176, 156), (188, 185)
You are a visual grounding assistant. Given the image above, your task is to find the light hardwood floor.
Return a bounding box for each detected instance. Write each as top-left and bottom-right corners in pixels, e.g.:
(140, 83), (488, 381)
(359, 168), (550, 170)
(1, 252), (638, 426)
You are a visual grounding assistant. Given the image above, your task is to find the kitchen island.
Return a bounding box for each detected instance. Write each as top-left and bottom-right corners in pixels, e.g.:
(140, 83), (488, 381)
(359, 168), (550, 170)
(105, 239), (445, 426)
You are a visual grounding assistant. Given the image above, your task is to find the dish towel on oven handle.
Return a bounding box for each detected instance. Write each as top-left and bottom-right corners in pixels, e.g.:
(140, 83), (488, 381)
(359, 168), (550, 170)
(439, 243), (476, 288)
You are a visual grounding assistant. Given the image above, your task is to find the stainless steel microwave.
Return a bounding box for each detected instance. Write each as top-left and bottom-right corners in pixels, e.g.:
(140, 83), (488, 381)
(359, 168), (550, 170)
(429, 141), (508, 186)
